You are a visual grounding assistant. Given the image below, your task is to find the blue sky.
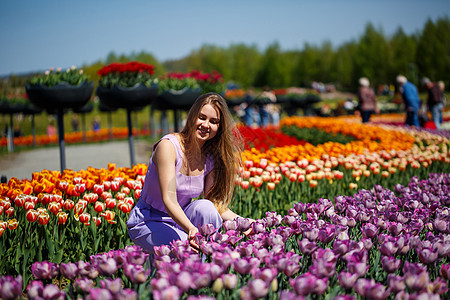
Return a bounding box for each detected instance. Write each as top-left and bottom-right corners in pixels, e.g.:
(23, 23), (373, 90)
(0, 0), (448, 76)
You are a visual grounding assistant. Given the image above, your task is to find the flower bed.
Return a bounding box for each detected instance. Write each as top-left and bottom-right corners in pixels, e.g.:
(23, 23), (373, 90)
(0, 116), (449, 299)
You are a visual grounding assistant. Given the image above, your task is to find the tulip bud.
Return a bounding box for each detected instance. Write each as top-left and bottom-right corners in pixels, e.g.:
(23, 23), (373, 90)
(94, 201), (106, 213)
(79, 212), (91, 224)
(212, 278), (224, 293)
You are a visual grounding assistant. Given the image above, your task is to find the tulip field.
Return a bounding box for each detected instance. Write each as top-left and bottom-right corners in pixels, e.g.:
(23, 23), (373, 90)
(0, 116), (449, 299)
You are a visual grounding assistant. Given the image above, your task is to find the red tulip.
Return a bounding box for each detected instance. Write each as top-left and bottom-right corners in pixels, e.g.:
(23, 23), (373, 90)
(1, 199), (11, 210)
(62, 199), (74, 210)
(110, 181), (120, 192)
(0, 206), (3, 216)
(73, 202), (85, 216)
(5, 207), (15, 217)
(93, 184), (104, 195)
(48, 201), (61, 215)
(118, 201), (132, 213)
(26, 209), (39, 222)
(38, 213), (50, 225)
(79, 212), (91, 224)
(58, 180), (69, 191)
(0, 227), (4, 237)
(0, 220), (7, 230)
(75, 183), (86, 194)
(14, 196), (26, 207)
(241, 181), (250, 189)
(135, 189), (141, 199)
(105, 198), (117, 209)
(57, 211), (68, 225)
(92, 216), (102, 226)
(94, 201), (106, 213)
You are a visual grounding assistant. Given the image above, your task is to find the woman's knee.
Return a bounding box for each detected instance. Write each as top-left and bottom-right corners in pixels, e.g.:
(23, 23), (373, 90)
(185, 199), (222, 227)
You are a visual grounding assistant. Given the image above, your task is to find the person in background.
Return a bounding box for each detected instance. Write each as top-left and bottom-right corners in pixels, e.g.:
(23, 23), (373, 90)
(422, 77), (443, 130)
(127, 93), (253, 255)
(13, 124), (23, 138)
(71, 114), (80, 132)
(92, 115), (100, 133)
(438, 80), (446, 124)
(356, 77), (379, 123)
(47, 120), (57, 137)
(396, 75), (421, 127)
(260, 86), (278, 127)
(243, 87), (260, 127)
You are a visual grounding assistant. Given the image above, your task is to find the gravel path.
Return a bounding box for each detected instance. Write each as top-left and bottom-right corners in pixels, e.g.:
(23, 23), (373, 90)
(0, 140), (153, 181)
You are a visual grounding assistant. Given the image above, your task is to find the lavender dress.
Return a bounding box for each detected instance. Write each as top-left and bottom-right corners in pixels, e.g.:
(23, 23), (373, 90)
(127, 134), (222, 253)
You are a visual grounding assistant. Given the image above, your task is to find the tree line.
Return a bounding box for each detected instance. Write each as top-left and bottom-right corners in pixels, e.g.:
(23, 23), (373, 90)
(3, 16), (449, 95)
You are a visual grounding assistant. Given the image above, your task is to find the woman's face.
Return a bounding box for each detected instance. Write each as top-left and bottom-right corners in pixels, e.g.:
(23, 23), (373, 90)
(195, 103), (220, 144)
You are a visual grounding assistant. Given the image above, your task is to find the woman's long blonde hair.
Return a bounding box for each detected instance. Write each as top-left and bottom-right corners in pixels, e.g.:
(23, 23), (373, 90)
(180, 93), (243, 213)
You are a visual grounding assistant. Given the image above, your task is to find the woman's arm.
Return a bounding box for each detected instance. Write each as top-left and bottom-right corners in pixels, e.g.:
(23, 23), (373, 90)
(154, 140), (198, 240)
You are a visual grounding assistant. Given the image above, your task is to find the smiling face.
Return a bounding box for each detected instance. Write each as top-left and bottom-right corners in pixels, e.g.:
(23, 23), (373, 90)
(195, 104), (220, 145)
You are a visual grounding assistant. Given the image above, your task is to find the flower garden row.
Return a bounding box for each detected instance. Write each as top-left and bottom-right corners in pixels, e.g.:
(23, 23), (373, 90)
(0, 116), (449, 299)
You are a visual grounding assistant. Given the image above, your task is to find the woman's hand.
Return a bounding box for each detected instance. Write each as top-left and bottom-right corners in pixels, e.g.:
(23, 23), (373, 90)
(243, 218), (256, 236)
(188, 226), (200, 252)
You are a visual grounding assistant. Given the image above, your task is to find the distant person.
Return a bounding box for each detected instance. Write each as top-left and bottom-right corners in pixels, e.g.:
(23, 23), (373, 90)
(47, 120), (57, 137)
(438, 80), (446, 124)
(356, 77), (379, 123)
(71, 114), (80, 132)
(259, 86), (277, 127)
(243, 87), (260, 127)
(92, 115), (101, 133)
(396, 75), (420, 127)
(13, 124), (23, 138)
(422, 77), (443, 130)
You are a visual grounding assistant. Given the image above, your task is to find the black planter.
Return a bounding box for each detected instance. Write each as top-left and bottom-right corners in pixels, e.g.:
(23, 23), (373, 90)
(25, 82), (94, 112)
(22, 103), (43, 115)
(154, 88), (202, 111)
(73, 101), (94, 114)
(288, 94), (321, 108)
(0, 102), (26, 114)
(96, 84), (158, 109)
(225, 97), (246, 108)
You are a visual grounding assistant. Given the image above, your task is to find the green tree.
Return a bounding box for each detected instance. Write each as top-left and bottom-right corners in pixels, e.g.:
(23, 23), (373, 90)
(254, 42), (292, 88)
(354, 23), (390, 89)
(389, 27), (417, 83)
(228, 43), (261, 88)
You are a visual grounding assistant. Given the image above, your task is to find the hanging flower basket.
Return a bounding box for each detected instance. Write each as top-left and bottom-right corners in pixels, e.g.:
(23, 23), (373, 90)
(96, 83), (158, 109)
(154, 87), (202, 110)
(25, 82), (94, 112)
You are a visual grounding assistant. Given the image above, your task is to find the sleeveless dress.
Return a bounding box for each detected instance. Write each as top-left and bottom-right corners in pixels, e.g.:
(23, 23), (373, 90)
(127, 134), (222, 252)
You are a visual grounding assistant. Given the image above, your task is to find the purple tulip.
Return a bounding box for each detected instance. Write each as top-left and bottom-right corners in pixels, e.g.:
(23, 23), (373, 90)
(126, 248), (148, 266)
(222, 219), (237, 231)
(154, 244), (171, 256)
(221, 273), (237, 290)
(100, 278), (123, 295)
(86, 287), (113, 300)
(334, 296), (356, 300)
(0, 275), (22, 300)
(191, 272), (211, 289)
(235, 217), (252, 232)
(354, 278), (389, 300)
(381, 256), (401, 273)
(387, 274), (406, 293)
(96, 257), (118, 276)
(199, 223), (217, 238)
(337, 271), (359, 289)
(279, 290), (303, 300)
(290, 273), (326, 296)
(117, 288), (138, 300)
(212, 252), (233, 269)
(154, 285), (180, 300)
(26, 280), (44, 299)
(417, 246), (439, 264)
(74, 277), (95, 293)
(247, 279), (269, 299)
(123, 263), (149, 284)
(59, 262), (78, 280)
(208, 263), (224, 281)
(428, 277), (448, 295)
(361, 223), (379, 239)
(405, 271), (430, 292)
(298, 238), (318, 255)
(252, 267), (278, 283)
(151, 277), (169, 292)
(42, 284), (65, 300)
(318, 225), (336, 244)
(439, 264), (450, 280)
(31, 261), (59, 280)
(233, 257), (259, 275)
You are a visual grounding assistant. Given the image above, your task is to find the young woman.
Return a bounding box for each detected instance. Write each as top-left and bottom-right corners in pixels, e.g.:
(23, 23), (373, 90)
(127, 92), (245, 252)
